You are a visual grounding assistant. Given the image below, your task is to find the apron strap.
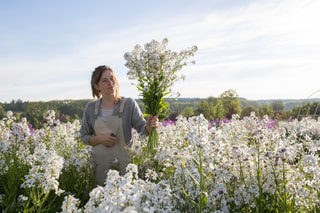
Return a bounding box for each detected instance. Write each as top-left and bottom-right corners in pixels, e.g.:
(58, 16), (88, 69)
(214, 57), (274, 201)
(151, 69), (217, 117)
(119, 98), (126, 118)
(94, 98), (126, 119)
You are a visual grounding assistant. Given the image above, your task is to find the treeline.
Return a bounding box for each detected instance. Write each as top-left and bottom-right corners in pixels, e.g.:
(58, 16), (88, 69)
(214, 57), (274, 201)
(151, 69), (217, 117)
(1, 89), (319, 129)
(0, 99), (89, 129)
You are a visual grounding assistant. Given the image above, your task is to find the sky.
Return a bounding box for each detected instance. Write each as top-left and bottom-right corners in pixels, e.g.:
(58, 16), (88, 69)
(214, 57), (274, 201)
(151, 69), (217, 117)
(1, 0), (320, 103)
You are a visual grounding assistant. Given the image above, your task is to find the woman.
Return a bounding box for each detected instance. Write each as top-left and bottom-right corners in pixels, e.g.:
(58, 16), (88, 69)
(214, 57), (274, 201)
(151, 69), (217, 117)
(80, 65), (158, 185)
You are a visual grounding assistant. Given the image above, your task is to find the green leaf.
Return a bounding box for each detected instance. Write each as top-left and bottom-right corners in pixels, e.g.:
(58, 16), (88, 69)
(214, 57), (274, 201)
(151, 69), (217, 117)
(192, 159), (200, 167)
(183, 166), (200, 186)
(201, 193), (208, 207)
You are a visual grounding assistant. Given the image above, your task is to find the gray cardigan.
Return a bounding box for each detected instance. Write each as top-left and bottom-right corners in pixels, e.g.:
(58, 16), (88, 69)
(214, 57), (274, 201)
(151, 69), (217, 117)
(79, 97), (148, 146)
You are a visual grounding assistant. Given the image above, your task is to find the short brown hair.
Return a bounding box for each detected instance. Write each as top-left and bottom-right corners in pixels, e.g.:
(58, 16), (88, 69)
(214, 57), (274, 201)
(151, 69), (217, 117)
(91, 65), (120, 102)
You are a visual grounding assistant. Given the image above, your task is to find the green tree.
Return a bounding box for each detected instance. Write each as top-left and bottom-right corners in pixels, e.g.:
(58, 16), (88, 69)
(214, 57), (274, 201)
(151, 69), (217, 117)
(30, 116), (41, 129)
(240, 99), (261, 109)
(170, 102), (184, 114)
(219, 89), (242, 118)
(73, 114), (80, 120)
(241, 106), (259, 118)
(259, 103), (274, 118)
(271, 100), (284, 112)
(215, 99), (225, 119)
(225, 107), (238, 120)
(0, 105), (6, 118)
(195, 97), (216, 120)
(284, 101), (304, 111)
(22, 102), (49, 128)
(307, 102), (320, 118)
(289, 101), (320, 120)
(181, 107), (194, 117)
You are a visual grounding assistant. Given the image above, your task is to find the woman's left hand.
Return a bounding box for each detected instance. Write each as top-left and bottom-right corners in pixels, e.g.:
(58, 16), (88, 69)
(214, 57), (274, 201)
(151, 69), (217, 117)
(146, 115), (159, 133)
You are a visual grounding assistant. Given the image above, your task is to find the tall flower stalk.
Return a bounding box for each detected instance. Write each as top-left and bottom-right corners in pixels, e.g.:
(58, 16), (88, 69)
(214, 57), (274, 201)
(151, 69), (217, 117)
(124, 38), (198, 155)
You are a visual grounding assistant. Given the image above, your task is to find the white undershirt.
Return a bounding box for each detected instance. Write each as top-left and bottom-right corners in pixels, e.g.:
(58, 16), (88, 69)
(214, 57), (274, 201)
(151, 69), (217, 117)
(101, 109), (113, 117)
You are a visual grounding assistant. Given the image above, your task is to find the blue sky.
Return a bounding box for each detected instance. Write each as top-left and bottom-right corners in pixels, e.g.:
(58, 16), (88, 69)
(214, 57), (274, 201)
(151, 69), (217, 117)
(1, 0), (319, 102)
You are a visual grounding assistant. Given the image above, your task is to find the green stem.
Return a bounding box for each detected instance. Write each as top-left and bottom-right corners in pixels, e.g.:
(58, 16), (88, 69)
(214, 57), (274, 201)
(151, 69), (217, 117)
(145, 127), (159, 156)
(282, 159), (287, 212)
(199, 148), (203, 213)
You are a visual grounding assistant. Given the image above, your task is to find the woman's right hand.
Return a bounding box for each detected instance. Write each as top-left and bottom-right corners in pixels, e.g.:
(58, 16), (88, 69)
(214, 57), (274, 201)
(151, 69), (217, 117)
(89, 133), (117, 147)
(100, 133), (117, 147)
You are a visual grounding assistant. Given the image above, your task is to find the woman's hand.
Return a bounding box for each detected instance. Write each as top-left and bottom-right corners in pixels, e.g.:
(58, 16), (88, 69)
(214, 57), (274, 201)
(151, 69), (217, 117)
(146, 115), (159, 134)
(90, 133), (117, 147)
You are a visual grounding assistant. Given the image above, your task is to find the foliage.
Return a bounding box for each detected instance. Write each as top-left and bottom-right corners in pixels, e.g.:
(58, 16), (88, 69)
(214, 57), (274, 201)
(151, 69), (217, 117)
(181, 106), (194, 117)
(241, 105), (259, 118)
(289, 101), (320, 120)
(271, 100), (285, 112)
(0, 99), (90, 129)
(214, 98), (225, 119)
(195, 97), (217, 120)
(259, 103), (274, 118)
(0, 105), (5, 118)
(219, 89), (242, 117)
(196, 91), (242, 120)
(170, 101), (199, 115)
(240, 99), (261, 109)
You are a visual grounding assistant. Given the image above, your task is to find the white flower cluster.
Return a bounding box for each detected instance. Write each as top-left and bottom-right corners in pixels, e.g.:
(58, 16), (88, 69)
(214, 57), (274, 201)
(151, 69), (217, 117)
(0, 112), (32, 175)
(130, 114), (320, 211)
(0, 110), (93, 210)
(61, 195), (82, 213)
(62, 164), (174, 212)
(1, 110), (16, 127)
(44, 109), (57, 127)
(63, 146), (92, 173)
(281, 116), (320, 141)
(21, 142), (64, 195)
(2, 109), (320, 211)
(124, 38), (198, 98)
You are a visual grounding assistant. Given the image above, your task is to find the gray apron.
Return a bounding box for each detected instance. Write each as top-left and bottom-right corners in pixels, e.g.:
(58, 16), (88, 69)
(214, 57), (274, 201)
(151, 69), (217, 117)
(92, 98), (131, 185)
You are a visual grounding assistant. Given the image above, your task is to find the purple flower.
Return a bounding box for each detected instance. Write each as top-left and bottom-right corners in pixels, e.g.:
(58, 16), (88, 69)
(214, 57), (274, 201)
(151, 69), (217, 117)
(223, 119), (231, 123)
(162, 119), (175, 127)
(28, 124), (35, 135)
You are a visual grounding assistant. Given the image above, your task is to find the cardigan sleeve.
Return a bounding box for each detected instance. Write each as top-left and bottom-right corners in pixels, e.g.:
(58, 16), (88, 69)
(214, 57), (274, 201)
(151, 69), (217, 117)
(121, 98), (148, 145)
(79, 101), (95, 145)
(130, 98), (148, 136)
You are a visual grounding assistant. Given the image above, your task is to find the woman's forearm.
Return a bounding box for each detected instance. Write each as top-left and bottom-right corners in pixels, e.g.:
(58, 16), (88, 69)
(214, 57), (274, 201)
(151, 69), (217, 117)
(89, 135), (102, 146)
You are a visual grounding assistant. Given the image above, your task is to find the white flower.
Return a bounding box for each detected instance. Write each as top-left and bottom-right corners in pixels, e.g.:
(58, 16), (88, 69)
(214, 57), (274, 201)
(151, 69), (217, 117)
(124, 38), (198, 101)
(61, 195), (81, 213)
(21, 143), (64, 195)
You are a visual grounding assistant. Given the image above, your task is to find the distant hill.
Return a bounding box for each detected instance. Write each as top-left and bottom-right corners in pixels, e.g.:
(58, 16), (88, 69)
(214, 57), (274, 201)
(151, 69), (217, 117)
(165, 97), (320, 111)
(255, 98), (320, 104)
(238, 98), (320, 111)
(1, 97), (319, 117)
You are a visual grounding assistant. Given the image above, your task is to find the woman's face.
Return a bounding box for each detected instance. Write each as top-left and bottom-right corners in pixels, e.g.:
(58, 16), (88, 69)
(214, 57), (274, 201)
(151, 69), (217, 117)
(95, 70), (115, 96)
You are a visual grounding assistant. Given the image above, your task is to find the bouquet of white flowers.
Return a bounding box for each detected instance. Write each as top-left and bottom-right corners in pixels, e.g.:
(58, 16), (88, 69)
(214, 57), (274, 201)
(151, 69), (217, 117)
(124, 38), (198, 155)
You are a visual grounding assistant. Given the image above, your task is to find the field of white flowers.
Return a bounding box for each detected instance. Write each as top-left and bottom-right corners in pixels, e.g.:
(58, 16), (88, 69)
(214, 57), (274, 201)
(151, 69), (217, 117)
(1, 110), (320, 212)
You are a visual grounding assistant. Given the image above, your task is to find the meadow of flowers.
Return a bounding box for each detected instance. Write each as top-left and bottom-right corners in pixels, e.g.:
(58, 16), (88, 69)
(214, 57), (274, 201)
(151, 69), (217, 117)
(1, 109), (320, 212)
